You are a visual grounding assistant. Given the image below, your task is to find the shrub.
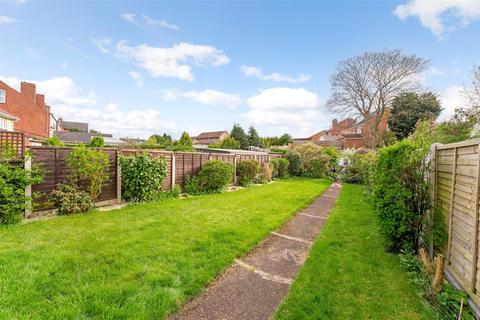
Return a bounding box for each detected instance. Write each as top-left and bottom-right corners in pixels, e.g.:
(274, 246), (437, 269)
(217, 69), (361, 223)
(184, 175), (201, 195)
(209, 137), (241, 149)
(258, 162), (273, 183)
(0, 161), (44, 224)
(236, 159), (259, 186)
(197, 160), (234, 193)
(372, 140), (430, 252)
(49, 183), (92, 215)
(155, 184), (181, 201)
(293, 143), (338, 178)
(270, 148), (287, 154)
(285, 150), (302, 176)
(119, 153), (168, 202)
(270, 158), (280, 177)
(89, 136), (105, 147)
(66, 145), (110, 200)
(44, 136), (64, 146)
(277, 158), (289, 178)
(341, 153), (376, 185)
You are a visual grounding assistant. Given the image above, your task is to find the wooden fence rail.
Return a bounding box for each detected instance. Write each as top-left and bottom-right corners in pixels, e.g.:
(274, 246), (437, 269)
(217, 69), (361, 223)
(432, 139), (480, 307)
(0, 131), (25, 160)
(30, 146), (282, 212)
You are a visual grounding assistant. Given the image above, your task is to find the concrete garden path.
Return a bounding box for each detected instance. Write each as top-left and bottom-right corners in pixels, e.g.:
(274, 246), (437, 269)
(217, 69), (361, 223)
(171, 182), (342, 320)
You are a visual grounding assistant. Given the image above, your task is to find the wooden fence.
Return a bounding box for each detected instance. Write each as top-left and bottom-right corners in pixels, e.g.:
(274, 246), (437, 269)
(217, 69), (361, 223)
(0, 131), (25, 160)
(30, 147), (282, 212)
(432, 139), (480, 307)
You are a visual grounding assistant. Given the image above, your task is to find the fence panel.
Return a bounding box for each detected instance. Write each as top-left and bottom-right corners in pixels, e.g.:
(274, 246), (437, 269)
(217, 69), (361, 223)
(0, 131), (24, 160)
(433, 139), (480, 307)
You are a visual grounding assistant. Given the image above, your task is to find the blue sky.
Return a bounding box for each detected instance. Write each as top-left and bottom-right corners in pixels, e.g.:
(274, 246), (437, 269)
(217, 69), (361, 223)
(1, 0), (479, 139)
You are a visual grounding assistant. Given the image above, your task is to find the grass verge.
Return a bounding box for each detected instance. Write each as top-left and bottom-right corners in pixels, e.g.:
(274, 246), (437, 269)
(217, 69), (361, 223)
(275, 184), (434, 320)
(0, 178), (329, 319)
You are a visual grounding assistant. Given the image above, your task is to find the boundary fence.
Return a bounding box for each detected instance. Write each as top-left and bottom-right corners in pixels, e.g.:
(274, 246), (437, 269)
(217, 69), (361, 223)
(30, 146), (282, 213)
(432, 139), (480, 309)
(0, 131), (25, 160)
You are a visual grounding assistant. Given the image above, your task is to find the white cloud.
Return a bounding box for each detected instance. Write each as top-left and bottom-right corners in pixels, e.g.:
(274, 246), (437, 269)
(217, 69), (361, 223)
(128, 71), (144, 87)
(0, 16), (20, 24)
(120, 13), (137, 24)
(91, 38), (111, 54)
(115, 41), (230, 81)
(394, 0), (480, 38)
(142, 15), (180, 31)
(241, 65), (311, 83)
(245, 88), (322, 133)
(162, 89), (242, 109)
(0, 75), (175, 138)
(438, 85), (468, 121)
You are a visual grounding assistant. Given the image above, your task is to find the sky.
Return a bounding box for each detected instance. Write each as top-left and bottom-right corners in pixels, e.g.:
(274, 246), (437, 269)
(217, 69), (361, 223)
(0, 0), (479, 139)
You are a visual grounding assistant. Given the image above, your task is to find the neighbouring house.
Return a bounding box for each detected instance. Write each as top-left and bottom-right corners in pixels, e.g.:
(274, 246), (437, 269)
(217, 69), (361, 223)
(294, 111), (390, 149)
(120, 137), (146, 145)
(0, 81), (52, 144)
(55, 131), (114, 145)
(192, 130), (229, 145)
(58, 118), (89, 132)
(0, 108), (18, 132)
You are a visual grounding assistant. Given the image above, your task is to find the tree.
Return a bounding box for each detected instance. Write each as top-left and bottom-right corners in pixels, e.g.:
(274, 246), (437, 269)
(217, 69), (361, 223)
(221, 137), (241, 149)
(89, 136), (105, 148)
(388, 92), (442, 139)
(230, 123), (249, 150)
(326, 49), (429, 146)
(248, 126), (261, 148)
(179, 132), (193, 148)
(277, 133), (292, 146)
(465, 65), (480, 107)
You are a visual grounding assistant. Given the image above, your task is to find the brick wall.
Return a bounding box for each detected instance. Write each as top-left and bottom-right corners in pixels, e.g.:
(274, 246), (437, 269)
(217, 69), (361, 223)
(0, 81), (51, 139)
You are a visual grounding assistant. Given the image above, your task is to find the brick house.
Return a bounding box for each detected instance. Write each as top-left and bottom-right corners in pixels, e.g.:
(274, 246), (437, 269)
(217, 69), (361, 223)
(294, 110), (390, 149)
(192, 131), (229, 145)
(0, 81), (51, 144)
(0, 107), (17, 132)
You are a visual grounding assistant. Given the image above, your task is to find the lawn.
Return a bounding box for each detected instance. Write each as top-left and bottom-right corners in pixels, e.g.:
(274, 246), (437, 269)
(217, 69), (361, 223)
(0, 178), (329, 319)
(275, 184), (434, 320)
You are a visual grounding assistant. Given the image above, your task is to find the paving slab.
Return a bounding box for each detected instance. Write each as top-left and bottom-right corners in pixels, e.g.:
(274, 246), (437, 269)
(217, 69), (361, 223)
(170, 183), (342, 320)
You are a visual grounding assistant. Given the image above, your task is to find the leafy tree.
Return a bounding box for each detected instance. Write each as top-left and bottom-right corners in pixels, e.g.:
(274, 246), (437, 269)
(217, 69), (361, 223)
(277, 133), (293, 146)
(248, 126), (261, 147)
(221, 137), (241, 149)
(89, 136), (105, 148)
(168, 132), (194, 151)
(149, 133), (173, 146)
(230, 123), (249, 150)
(388, 92), (442, 139)
(44, 136), (64, 146)
(179, 132), (193, 148)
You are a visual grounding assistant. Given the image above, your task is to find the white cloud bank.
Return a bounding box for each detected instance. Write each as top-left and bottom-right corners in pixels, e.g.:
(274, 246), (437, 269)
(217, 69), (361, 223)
(120, 13), (180, 31)
(128, 71), (144, 87)
(394, 0), (480, 37)
(241, 65), (310, 83)
(245, 87), (322, 134)
(0, 76), (175, 138)
(106, 41), (230, 81)
(162, 89), (242, 109)
(0, 16), (20, 24)
(438, 85), (468, 121)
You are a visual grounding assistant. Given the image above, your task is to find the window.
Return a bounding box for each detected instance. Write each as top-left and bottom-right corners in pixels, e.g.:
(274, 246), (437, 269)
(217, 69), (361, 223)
(0, 118), (7, 130)
(0, 89), (5, 103)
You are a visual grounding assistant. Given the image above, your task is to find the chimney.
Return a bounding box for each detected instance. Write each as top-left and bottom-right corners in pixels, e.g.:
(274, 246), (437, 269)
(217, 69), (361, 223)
(35, 94), (45, 108)
(20, 82), (36, 103)
(332, 119), (338, 127)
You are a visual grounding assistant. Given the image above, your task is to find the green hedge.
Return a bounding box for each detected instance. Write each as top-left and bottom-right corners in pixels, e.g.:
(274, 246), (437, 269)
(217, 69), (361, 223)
(119, 153), (168, 202)
(236, 159), (259, 186)
(197, 160), (234, 193)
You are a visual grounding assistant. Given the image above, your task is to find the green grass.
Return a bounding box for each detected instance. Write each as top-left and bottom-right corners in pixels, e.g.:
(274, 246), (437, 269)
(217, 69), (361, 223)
(0, 178), (329, 319)
(275, 184), (433, 320)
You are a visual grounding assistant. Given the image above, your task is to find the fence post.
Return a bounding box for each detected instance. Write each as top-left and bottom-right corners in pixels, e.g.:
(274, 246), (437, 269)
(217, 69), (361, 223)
(471, 142), (480, 293)
(171, 153), (176, 188)
(24, 156), (32, 218)
(446, 147), (457, 265)
(116, 150), (122, 204)
(429, 143), (439, 259)
(233, 155), (238, 185)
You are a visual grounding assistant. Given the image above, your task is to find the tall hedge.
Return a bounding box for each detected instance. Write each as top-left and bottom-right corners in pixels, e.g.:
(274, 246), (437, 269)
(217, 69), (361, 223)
(197, 160), (234, 193)
(119, 153), (167, 202)
(236, 159), (259, 186)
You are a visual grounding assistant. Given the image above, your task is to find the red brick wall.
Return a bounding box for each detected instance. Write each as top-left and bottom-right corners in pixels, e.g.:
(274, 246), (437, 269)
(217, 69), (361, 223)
(0, 81), (50, 138)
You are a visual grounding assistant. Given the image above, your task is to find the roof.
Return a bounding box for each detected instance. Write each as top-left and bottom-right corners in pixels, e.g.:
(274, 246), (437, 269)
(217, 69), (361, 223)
(0, 107), (18, 120)
(195, 131), (228, 139)
(55, 131), (112, 144)
(59, 120), (88, 132)
(194, 146), (270, 155)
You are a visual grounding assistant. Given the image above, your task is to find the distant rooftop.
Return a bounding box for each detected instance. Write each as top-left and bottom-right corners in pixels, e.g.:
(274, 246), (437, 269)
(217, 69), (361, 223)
(59, 119), (88, 132)
(194, 131), (228, 139)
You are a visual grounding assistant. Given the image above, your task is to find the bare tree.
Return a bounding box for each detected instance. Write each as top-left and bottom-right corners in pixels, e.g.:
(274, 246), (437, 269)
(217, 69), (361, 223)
(465, 65), (480, 106)
(326, 50), (429, 145)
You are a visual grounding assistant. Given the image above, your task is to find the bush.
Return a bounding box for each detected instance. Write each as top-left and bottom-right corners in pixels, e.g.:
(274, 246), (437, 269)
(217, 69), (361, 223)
(293, 143), (338, 178)
(285, 150), (302, 176)
(119, 153), (168, 202)
(184, 175), (201, 195)
(197, 160), (234, 193)
(236, 159), (259, 186)
(277, 158), (289, 178)
(155, 185), (181, 201)
(0, 161), (44, 224)
(257, 162), (273, 183)
(270, 148), (287, 154)
(270, 158), (280, 177)
(341, 153), (376, 185)
(49, 183), (92, 215)
(44, 136), (64, 146)
(66, 145), (110, 200)
(372, 140), (430, 252)
(89, 136), (105, 147)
